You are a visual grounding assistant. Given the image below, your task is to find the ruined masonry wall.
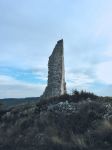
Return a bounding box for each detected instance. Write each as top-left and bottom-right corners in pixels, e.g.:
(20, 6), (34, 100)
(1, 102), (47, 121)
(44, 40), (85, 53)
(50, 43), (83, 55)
(41, 39), (66, 99)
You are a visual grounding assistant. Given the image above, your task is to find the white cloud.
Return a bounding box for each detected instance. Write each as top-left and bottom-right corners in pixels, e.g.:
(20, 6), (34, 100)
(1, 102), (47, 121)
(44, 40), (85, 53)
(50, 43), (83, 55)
(96, 61), (112, 84)
(94, 3), (112, 39)
(66, 71), (95, 93)
(0, 0), (112, 97)
(0, 75), (46, 98)
(32, 66), (47, 81)
(102, 45), (112, 58)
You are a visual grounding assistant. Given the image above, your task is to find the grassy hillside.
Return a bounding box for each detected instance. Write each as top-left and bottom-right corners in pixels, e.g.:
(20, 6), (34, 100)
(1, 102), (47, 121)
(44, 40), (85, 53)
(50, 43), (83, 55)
(0, 91), (112, 150)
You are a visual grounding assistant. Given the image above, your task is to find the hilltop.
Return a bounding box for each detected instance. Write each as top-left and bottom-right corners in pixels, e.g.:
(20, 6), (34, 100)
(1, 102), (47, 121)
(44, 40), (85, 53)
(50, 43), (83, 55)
(0, 91), (112, 150)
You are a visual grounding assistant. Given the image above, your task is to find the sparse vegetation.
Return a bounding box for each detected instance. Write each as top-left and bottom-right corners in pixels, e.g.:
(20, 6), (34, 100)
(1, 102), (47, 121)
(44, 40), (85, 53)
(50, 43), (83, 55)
(0, 90), (112, 150)
(37, 89), (98, 108)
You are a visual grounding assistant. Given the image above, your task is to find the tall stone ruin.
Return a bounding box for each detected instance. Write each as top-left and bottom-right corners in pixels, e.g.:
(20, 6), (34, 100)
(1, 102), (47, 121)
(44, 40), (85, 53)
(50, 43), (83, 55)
(41, 39), (66, 99)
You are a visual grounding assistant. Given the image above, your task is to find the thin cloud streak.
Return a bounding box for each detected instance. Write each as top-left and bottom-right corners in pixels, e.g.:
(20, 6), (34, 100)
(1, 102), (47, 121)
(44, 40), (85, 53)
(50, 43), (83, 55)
(0, 75), (45, 98)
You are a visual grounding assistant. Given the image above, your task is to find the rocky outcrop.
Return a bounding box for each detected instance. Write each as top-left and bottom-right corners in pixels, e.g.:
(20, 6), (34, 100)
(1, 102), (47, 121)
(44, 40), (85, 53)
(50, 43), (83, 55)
(41, 39), (66, 99)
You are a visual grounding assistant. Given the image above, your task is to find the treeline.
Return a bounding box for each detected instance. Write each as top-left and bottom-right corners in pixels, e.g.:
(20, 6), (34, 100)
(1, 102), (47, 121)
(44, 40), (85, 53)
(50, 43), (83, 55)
(71, 89), (98, 100)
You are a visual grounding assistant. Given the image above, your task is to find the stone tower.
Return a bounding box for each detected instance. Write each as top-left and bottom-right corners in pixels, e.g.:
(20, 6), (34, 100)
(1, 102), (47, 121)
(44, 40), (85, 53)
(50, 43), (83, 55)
(41, 39), (66, 99)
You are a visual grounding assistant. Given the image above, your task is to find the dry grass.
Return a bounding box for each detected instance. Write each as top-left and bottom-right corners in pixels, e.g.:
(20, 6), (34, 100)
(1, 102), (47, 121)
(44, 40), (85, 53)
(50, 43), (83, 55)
(70, 132), (87, 149)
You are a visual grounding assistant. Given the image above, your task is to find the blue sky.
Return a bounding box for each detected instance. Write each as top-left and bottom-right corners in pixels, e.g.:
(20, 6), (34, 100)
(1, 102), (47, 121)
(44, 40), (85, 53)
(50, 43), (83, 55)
(0, 0), (112, 98)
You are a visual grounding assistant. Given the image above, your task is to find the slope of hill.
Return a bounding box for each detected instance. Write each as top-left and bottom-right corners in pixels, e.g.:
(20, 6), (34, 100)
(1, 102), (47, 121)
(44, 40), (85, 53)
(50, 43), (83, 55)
(0, 97), (39, 108)
(0, 93), (112, 150)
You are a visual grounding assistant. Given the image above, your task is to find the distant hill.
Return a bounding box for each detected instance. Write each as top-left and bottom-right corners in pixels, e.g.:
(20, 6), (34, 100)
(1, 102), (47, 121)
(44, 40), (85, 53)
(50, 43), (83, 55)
(0, 97), (39, 108)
